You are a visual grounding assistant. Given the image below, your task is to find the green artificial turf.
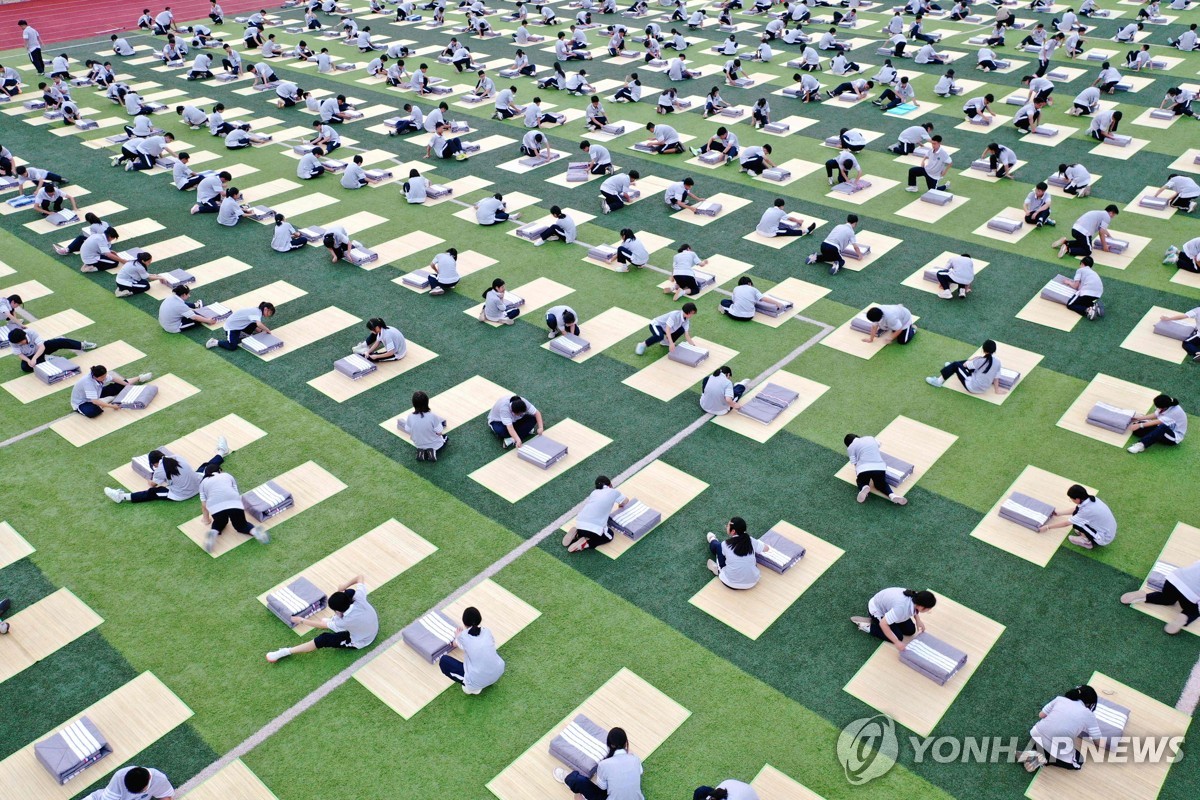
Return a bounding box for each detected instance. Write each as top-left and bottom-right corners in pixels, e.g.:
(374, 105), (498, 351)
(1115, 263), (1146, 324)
(1, 2), (1198, 798)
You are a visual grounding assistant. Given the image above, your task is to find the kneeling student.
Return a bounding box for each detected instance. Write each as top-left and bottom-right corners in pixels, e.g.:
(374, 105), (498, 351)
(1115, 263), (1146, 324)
(1017, 686), (1102, 772)
(563, 475), (628, 553)
(720, 276), (783, 320)
(1038, 483), (1116, 550)
(1122, 558), (1200, 634)
(844, 432), (908, 506)
(851, 587), (936, 647)
(103, 437), (229, 504)
(114, 250), (167, 297)
(666, 243), (708, 300)
(861, 304), (916, 345)
(635, 303), (697, 355)
(355, 317), (407, 361)
(438, 607), (506, 695)
(404, 390), (448, 461)
(705, 517), (772, 588)
(267, 575), (379, 662)
(699, 365), (744, 416)
(545, 305), (580, 338)
(205, 301), (275, 351)
(199, 462), (269, 552)
(487, 394), (543, 447)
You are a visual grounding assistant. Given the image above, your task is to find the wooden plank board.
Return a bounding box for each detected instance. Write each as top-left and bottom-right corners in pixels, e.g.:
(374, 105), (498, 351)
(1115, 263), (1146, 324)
(381, 375), (510, 443)
(51, 374), (200, 447)
(969, 465), (1095, 567)
(469, 419), (612, 503)
(0, 589), (103, 684)
(107, 414), (268, 492)
(711, 371), (829, 443)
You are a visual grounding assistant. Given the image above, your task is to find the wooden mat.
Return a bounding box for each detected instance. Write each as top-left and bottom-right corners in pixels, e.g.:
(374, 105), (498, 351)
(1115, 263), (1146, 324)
(0, 588), (103, 684)
(395, 249), (498, 293)
(469, 419), (612, 503)
(1015, 288), (1083, 333)
(254, 307), (359, 362)
(140, 235), (205, 262)
(690, 522), (844, 639)
(623, 338), (739, 401)
(0, 672), (192, 800)
(1119, 306), (1191, 364)
(838, 231), (903, 271)
(356, 578), (540, 719)
(271, 193), (339, 219)
(563, 459), (709, 560)
(895, 194), (968, 224)
(51, 373), (200, 447)
(944, 340), (1043, 404)
(486, 668), (690, 800)
(1133, 523), (1200, 635)
(381, 375), (510, 443)
(825, 177), (900, 205)
(1124, 185), (1179, 220)
(25, 201), (125, 235)
(108, 413), (268, 492)
(187, 759), (279, 800)
(712, 371), (829, 443)
(1027, 671), (1192, 799)
(422, 175), (493, 206)
(900, 252), (990, 296)
(819, 308), (922, 361)
(843, 595), (1005, 736)
(308, 341), (438, 403)
(0, 279), (52, 303)
(537, 307), (646, 363)
(972, 208), (1035, 243)
(1056, 373), (1158, 448)
(1022, 125), (1079, 147)
(671, 192), (752, 226)
(241, 177), (302, 203)
(752, 158), (822, 187)
(0, 521), (34, 571)
(206, 281), (308, 329)
(0, 310), (92, 360)
(750, 764), (825, 800)
(3, 341), (145, 404)
(835, 416), (957, 498)
(969, 465), (1093, 567)
(359, 231), (443, 270)
(147, 255), (253, 300)
(312, 211), (388, 240)
(258, 519), (436, 635)
(179, 461), (348, 557)
(464, 278), (575, 326)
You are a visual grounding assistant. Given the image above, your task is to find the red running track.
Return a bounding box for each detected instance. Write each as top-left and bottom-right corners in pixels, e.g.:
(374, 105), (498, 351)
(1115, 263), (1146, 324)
(0, 0), (272, 50)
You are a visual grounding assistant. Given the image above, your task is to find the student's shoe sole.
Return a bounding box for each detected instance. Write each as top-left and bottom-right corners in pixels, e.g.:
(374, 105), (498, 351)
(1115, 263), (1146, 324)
(856, 486), (870, 503)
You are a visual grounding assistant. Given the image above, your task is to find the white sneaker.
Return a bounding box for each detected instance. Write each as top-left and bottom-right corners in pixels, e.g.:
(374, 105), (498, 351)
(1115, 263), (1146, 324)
(205, 529), (218, 553)
(635, 342), (646, 355)
(80, 265), (98, 273)
(352, 342), (370, 355)
(509, 211), (521, 221)
(905, 186), (919, 192)
(706, 531), (717, 543)
(889, 494), (908, 506)
(547, 329), (557, 339)
(856, 485), (871, 503)
(80, 341), (97, 350)
(216, 435), (230, 456)
(937, 289), (953, 299)
(104, 487), (125, 503)
(429, 287), (445, 295)
(533, 238), (545, 246)
(266, 648), (290, 663)
(463, 685), (483, 695)
(553, 768), (567, 784)
(115, 289), (133, 298)
(958, 288), (968, 298)
(205, 338), (218, 349)
(925, 376), (944, 387)
(251, 525), (270, 544)
(502, 437), (514, 448)
(136, 372), (153, 383)
(53, 244), (69, 256)
(856, 621), (871, 633)
(1127, 442), (1145, 453)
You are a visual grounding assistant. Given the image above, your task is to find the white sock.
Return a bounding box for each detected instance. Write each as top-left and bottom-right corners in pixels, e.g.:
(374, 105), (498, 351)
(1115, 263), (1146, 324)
(122, 492), (132, 502)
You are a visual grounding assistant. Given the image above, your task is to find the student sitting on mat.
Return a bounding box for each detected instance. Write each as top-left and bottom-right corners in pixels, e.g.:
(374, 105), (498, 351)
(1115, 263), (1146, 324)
(1024, 182), (1054, 228)
(480, 278), (520, 325)
(403, 390), (449, 462)
(198, 463), (269, 552)
(705, 516), (772, 587)
(665, 244), (709, 300)
(546, 305), (580, 339)
(861, 304), (916, 346)
(756, 198), (817, 239)
(1123, 558), (1200, 634)
(488, 395), (543, 448)
(205, 302), (275, 351)
(1157, 308), (1200, 361)
(403, 168), (431, 205)
(534, 207), (577, 246)
(84, 766), (175, 800)
(700, 365), (744, 416)
(563, 476), (628, 553)
(8, 329), (96, 374)
(844, 433), (908, 506)
(924, 338), (1007, 394)
(217, 187), (245, 228)
(159, 286), (219, 333)
(475, 193), (521, 226)
(851, 587), (936, 647)
(693, 780), (759, 800)
(104, 438), (228, 505)
(267, 575), (379, 663)
(271, 213), (307, 253)
(114, 251), (167, 298)
(1164, 238), (1200, 273)
(720, 277), (781, 321)
(69, 365), (152, 417)
(439, 607), (506, 695)
(356, 317), (407, 362)
(426, 248), (460, 295)
(1017, 686), (1102, 773)
(1038, 484), (1116, 550)
(1127, 394), (1187, 453)
(635, 303), (697, 355)
(553, 727), (642, 798)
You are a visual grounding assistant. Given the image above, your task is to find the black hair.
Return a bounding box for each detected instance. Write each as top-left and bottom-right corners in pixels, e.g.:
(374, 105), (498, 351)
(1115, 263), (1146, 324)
(682, 302), (697, 314)
(328, 590), (353, 613)
(847, 214), (859, 224)
(412, 390), (431, 415)
(90, 365), (107, 378)
(259, 302), (275, 314)
(509, 396), (527, 416)
(202, 462), (223, 479)
(367, 317), (386, 331)
(865, 307), (883, 322)
(1067, 483), (1094, 503)
(562, 310), (576, 325)
(1154, 394), (1179, 410)
(124, 768), (151, 793)
(605, 728), (628, 758)
(483, 277), (505, 299)
(1065, 684), (1098, 710)
(904, 589), (937, 610)
(462, 606), (482, 635)
(595, 475), (612, 490)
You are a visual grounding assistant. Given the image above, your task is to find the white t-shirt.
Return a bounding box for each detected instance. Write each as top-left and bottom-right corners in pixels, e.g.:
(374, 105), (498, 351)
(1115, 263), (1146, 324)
(700, 373), (736, 415)
(728, 284), (762, 319)
(326, 583), (379, 648)
(868, 586), (916, 625)
(199, 472), (243, 514)
(577, 486), (625, 535)
(457, 628), (506, 691)
(718, 537), (764, 589)
(89, 766), (174, 800)
(1070, 497), (1117, 546)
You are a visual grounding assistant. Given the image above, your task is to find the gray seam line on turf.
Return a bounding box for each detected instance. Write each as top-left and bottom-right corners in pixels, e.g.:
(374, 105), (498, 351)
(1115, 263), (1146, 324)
(1178, 653), (1200, 715)
(177, 321), (832, 795)
(0, 414), (74, 449)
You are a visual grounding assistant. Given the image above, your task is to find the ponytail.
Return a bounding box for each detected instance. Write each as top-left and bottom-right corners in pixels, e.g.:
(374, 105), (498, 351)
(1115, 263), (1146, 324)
(904, 589), (937, 609)
(462, 606), (482, 636)
(605, 727), (628, 759)
(979, 339), (996, 373)
(483, 277), (505, 300)
(1154, 394), (1179, 410)
(711, 365), (732, 379)
(274, 213), (285, 226)
(1065, 684), (1098, 710)
(160, 457), (182, 481)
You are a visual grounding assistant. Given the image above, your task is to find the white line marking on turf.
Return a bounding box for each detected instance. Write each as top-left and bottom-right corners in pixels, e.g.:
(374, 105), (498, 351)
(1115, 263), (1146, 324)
(177, 322), (832, 796)
(1178, 654), (1200, 714)
(0, 415), (74, 448)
